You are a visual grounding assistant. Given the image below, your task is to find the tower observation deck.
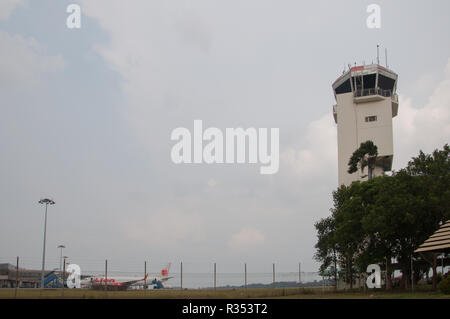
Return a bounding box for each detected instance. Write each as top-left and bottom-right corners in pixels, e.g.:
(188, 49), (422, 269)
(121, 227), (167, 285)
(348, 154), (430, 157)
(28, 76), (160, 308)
(332, 64), (399, 186)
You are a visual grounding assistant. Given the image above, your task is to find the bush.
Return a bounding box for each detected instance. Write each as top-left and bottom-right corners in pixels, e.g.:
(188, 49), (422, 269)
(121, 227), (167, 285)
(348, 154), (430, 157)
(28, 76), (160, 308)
(438, 274), (450, 294)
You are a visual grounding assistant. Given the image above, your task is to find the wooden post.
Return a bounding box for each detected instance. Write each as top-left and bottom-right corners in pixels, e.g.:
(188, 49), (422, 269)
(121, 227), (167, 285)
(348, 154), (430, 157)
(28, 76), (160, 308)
(180, 262), (183, 290)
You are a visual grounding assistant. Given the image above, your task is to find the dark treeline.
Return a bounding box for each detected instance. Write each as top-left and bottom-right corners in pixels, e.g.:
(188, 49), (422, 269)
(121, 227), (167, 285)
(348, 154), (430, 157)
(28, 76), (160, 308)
(207, 280), (332, 290)
(315, 144), (449, 290)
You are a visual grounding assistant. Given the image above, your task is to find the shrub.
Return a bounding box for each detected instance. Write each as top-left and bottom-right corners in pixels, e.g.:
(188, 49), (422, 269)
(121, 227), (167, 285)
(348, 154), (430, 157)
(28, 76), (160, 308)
(438, 274), (450, 294)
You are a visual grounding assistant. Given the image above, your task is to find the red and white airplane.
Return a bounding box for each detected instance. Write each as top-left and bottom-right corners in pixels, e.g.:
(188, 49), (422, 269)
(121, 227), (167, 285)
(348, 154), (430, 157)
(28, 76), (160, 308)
(80, 263), (172, 290)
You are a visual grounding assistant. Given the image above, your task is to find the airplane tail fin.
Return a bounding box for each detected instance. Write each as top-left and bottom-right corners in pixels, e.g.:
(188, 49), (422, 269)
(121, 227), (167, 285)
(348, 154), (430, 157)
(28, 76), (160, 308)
(161, 263), (171, 277)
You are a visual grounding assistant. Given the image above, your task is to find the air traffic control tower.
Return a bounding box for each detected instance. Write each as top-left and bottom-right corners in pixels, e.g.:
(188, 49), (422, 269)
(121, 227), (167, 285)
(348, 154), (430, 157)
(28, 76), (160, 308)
(332, 64), (399, 186)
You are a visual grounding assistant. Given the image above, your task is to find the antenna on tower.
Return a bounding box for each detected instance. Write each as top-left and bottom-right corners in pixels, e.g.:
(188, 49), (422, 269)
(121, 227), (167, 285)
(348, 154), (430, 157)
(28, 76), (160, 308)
(385, 48), (389, 68)
(377, 44), (380, 65)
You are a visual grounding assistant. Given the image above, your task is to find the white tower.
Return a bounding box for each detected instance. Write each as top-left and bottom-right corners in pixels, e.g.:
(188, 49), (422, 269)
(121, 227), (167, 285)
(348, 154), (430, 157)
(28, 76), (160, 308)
(332, 64), (399, 186)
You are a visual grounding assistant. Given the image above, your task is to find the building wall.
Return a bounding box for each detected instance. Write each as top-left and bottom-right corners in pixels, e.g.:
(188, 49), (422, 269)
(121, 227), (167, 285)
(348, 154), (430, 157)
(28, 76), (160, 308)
(336, 93), (394, 186)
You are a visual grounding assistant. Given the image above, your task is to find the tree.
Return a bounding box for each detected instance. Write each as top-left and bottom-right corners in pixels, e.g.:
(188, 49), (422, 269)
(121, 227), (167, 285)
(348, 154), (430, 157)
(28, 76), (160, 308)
(332, 183), (367, 289)
(405, 144), (450, 289)
(362, 171), (427, 289)
(315, 144), (450, 291)
(348, 141), (378, 179)
(314, 216), (338, 288)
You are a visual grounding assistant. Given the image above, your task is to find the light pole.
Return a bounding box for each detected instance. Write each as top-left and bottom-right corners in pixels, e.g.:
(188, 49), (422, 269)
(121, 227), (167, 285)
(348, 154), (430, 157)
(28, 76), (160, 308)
(39, 198), (55, 289)
(62, 256), (68, 296)
(58, 245), (65, 283)
(63, 257), (68, 280)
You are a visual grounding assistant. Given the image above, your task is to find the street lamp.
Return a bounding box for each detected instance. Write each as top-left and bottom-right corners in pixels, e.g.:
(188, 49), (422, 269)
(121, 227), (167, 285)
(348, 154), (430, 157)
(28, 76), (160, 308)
(63, 256), (68, 295)
(58, 245), (66, 282)
(39, 198), (55, 289)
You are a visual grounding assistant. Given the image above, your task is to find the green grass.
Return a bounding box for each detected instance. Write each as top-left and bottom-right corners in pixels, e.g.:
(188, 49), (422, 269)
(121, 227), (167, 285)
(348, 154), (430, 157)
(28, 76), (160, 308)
(1, 287), (448, 299)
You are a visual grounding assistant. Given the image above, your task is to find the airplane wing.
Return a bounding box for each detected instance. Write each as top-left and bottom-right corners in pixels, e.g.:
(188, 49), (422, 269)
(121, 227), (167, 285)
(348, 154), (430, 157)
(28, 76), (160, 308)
(120, 274), (149, 287)
(119, 278), (145, 287)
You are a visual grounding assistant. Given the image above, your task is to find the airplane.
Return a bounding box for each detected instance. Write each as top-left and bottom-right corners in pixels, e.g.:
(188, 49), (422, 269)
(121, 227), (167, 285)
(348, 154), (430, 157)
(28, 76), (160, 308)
(79, 263), (172, 290)
(139, 263), (173, 289)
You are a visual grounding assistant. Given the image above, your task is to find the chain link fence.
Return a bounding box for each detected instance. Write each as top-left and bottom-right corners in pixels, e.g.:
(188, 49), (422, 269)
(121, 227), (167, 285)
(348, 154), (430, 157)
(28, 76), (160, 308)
(0, 256), (327, 289)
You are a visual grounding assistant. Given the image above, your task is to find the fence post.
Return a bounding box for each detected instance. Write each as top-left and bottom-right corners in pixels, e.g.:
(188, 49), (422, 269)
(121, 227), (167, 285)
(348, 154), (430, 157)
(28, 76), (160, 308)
(411, 255), (414, 292)
(144, 261), (147, 296)
(180, 261), (183, 290)
(298, 263), (301, 285)
(272, 263), (275, 284)
(298, 262), (301, 294)
(385, 257), (388, 290)
(322, 276), (325, 293)
(214, 263), (216, 292)
(244, 263), (247, 289)
(105, 259), (108, 293)
(14, 256), (19, 298)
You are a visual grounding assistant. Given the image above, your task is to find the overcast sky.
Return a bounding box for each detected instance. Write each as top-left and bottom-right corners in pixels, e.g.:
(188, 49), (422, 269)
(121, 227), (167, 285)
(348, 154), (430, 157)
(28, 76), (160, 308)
(1, 0), (449, 275)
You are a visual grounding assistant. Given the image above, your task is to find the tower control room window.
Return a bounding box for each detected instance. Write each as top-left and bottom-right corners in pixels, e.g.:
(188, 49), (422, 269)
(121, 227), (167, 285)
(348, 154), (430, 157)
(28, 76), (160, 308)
(365, 115), (377, 122)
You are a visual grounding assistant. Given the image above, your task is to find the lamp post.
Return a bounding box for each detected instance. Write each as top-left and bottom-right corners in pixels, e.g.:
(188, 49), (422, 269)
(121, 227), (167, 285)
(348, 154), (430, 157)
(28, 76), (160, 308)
(62, 256), (68, 296)
(39, 198), (55, 289)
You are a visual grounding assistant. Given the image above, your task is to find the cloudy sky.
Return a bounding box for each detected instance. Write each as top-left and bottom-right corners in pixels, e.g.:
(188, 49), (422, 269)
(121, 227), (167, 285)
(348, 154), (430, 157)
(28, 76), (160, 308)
(0, 0), (449, 275)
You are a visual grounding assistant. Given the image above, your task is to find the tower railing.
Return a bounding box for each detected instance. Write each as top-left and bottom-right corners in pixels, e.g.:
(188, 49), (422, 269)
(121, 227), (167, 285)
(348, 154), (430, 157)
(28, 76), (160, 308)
(354, 88), (393, 98)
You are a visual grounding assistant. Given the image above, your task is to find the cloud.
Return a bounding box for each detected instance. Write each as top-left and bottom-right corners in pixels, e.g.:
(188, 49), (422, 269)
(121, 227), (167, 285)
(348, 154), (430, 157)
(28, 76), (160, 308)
(0, 0), (25, 20)
(207, 179), (217, 188)
(121, 207), (205, 249)
(228, 228), (264, 252)
(280, 112), (337, 181)
(174, 10), (213, 52)
(0, 31), (65, 88)
(73, 1), (450, 271)
(393, 57), (450, 169)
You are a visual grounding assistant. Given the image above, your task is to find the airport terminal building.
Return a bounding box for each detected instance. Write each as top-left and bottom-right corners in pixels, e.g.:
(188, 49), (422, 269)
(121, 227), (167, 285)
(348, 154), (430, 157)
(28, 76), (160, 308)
(0, 263), (46, 288)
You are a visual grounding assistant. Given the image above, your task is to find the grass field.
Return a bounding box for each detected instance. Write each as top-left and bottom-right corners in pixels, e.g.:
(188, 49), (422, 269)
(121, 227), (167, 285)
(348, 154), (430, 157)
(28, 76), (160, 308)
(1, 287), (448, 299)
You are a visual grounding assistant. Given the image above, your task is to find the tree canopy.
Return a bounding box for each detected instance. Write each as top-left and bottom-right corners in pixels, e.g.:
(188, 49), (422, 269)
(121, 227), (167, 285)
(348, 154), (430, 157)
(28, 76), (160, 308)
(315, 144), (450, 289)
(347, 140), (378, 178)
